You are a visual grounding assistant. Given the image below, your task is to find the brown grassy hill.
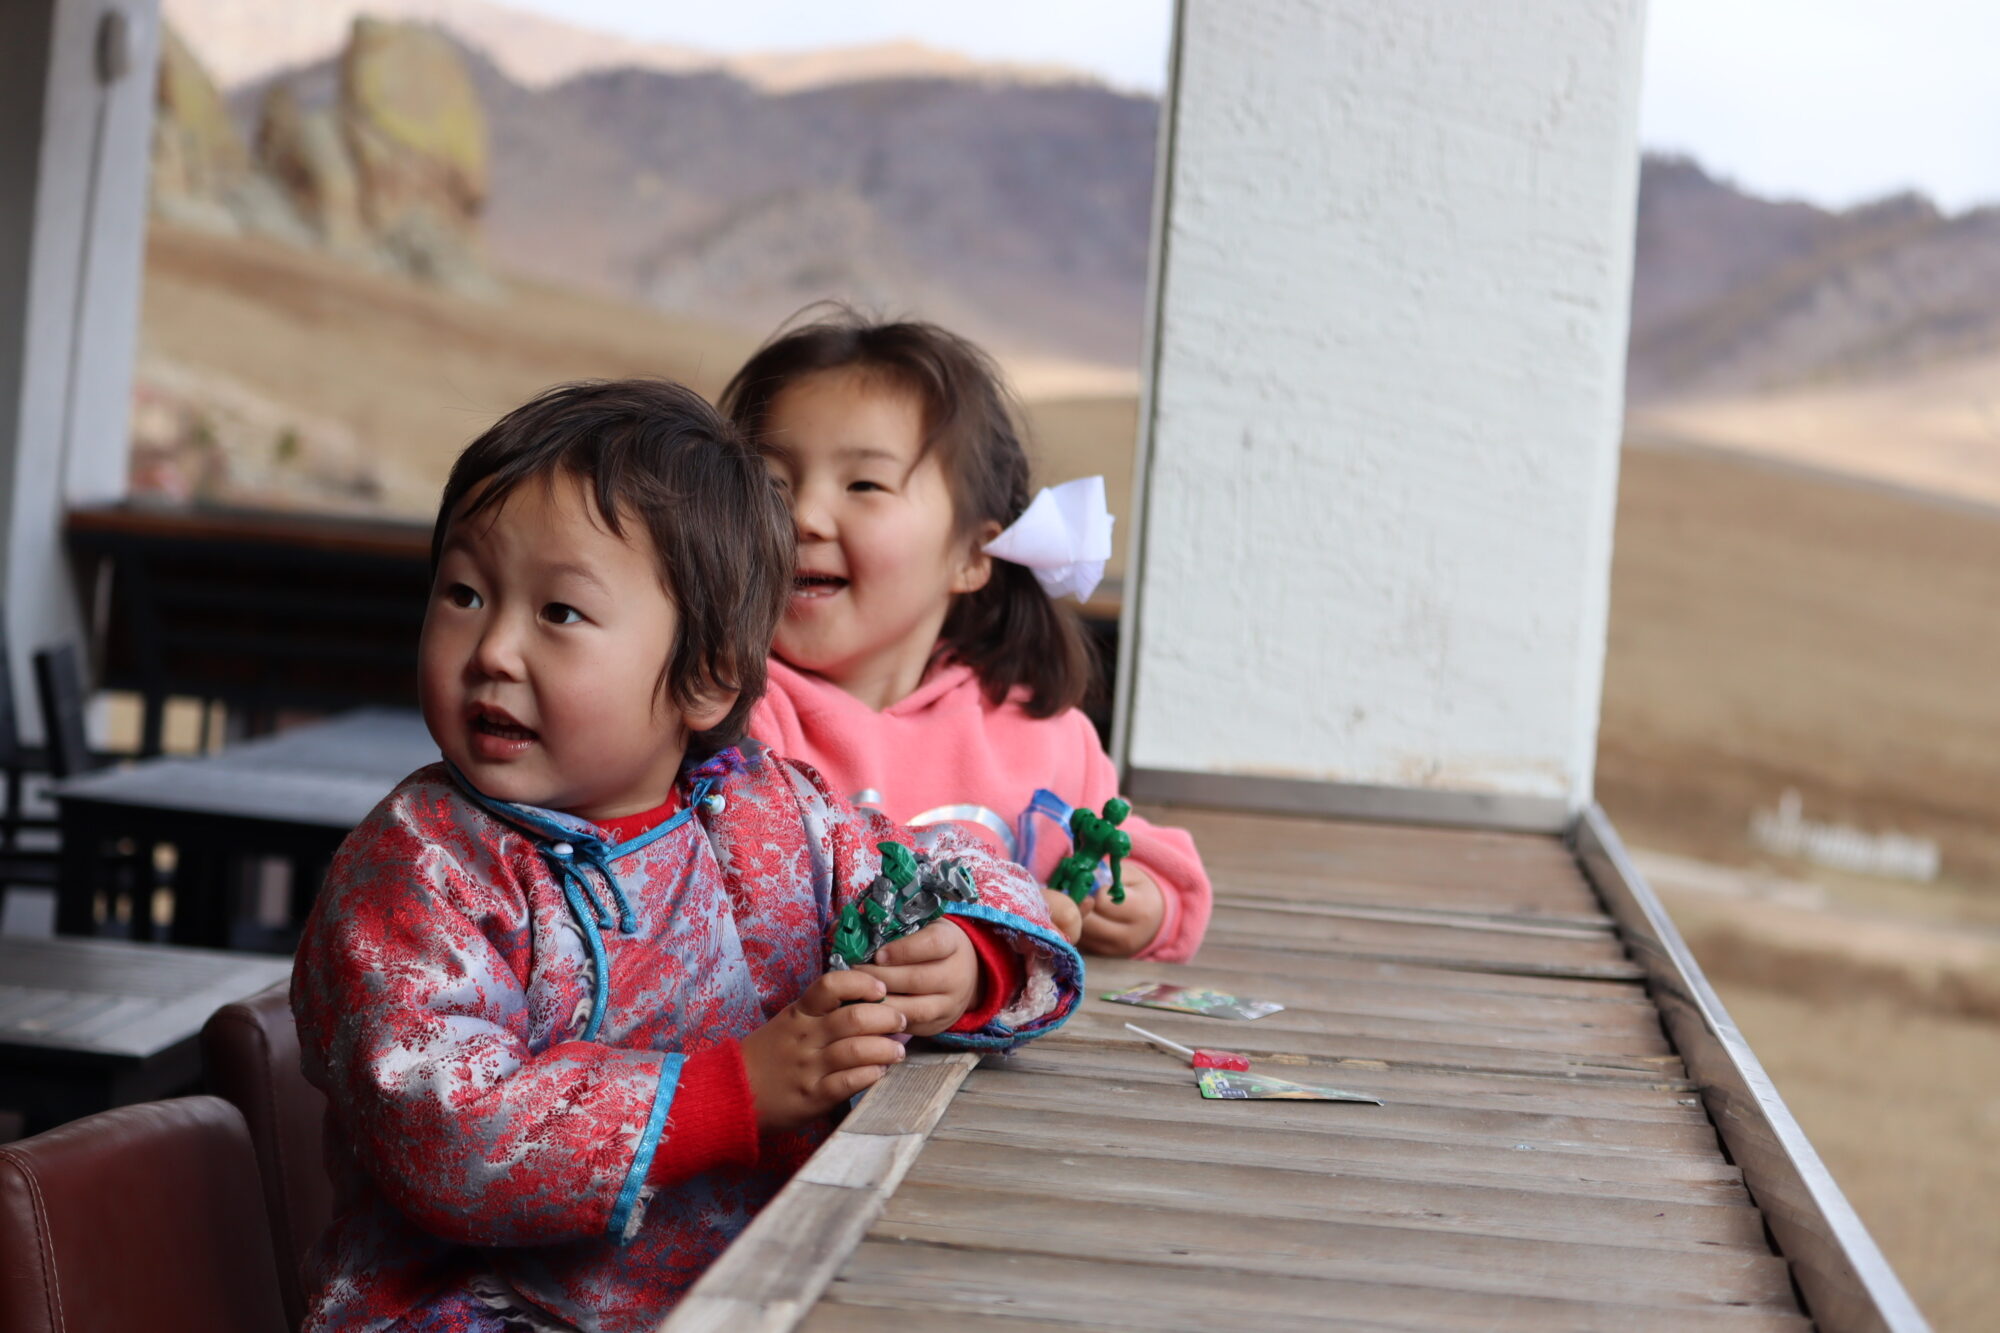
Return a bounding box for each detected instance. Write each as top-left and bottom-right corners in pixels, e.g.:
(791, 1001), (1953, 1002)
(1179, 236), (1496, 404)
(1599, 437), (2000, 884)
(1628, 155), (2000, 400)
(138, 223), (1139, 558)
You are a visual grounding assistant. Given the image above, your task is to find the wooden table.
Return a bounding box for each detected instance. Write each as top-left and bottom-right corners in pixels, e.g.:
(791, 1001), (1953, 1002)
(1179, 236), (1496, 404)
(665, 807), (1923, 1333)
(51, 708), (437, 946)
(0, 935), (291, 1134)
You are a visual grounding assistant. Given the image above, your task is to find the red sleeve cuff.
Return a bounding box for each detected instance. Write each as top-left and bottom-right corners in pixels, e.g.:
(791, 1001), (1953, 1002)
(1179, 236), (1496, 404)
(948, 918), (1024, 1033)
(643, 1041), (760, 1188)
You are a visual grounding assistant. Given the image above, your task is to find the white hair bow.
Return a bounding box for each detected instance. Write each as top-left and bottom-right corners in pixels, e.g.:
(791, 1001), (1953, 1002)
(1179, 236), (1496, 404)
(982, 476), (1115, 603)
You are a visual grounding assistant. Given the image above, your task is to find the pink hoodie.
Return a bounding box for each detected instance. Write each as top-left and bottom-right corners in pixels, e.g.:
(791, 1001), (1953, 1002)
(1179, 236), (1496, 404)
(748, 658), (1211, 962)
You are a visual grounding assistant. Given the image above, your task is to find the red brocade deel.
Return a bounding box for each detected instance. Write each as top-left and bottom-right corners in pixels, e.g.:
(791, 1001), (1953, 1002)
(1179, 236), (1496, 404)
(292, 742), (1081, 1333)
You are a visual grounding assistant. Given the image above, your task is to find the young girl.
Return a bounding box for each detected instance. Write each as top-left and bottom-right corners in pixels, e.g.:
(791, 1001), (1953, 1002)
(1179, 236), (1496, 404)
(724, 316), (1212, 962)
(291, 379), (1078, 1333)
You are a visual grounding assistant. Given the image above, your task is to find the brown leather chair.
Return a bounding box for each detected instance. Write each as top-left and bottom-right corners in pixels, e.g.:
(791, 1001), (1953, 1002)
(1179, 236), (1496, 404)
(202, 980), (333, 1332)
(0, 1095), (288, 1333)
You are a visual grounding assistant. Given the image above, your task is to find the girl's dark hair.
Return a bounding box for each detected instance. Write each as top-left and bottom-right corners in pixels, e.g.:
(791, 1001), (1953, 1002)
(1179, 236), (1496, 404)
(432, 378), (793, 760)
(720, 310), (1097, 718)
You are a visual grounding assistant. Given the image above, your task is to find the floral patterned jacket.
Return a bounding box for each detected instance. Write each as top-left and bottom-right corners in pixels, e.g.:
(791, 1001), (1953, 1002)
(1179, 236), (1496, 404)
(292, 743), (1081, 1333)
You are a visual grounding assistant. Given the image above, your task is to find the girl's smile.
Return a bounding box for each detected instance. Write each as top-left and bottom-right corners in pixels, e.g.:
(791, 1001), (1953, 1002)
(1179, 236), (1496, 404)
(791, 569), (849, 601)
(761, 369), (994, 711)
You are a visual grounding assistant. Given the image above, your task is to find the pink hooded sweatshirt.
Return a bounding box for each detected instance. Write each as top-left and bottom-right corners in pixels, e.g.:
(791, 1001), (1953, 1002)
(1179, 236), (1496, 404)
(748, 657), (1212, 962)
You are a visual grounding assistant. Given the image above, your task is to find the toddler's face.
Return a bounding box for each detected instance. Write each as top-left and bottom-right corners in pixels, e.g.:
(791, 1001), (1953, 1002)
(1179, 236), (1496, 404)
(762, 370), (988, 692)
(419, 473), (725, 821)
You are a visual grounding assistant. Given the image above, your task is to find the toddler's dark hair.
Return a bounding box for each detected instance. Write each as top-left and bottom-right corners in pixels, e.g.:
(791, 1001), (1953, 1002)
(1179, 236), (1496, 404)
(431, 378), (793, 760)
(720, 311), (1097, 718)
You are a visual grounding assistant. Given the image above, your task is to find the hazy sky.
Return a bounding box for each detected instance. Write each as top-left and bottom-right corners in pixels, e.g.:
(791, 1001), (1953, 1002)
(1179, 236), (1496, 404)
(506, 0), (1176, 94)
(507, 1), (2000, 212)
(1642, 0), (2000, 211)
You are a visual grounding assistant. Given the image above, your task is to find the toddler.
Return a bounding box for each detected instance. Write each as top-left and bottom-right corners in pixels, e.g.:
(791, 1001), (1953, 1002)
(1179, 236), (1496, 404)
(724, 315), (1212, 961)
(290, 380), (1080, 1333)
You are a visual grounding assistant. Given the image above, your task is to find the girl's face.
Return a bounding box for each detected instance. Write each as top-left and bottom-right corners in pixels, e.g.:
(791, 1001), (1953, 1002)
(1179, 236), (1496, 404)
(419, 473), (731, 821)
(761, 369), (992, 707)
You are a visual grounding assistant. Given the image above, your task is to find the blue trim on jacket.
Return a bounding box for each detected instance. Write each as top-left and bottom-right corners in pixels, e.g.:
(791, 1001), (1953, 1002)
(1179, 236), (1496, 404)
(442, 761), (716, 1044)
(928, 900), (1084, 1051)
(608, 1052), (685, 1240)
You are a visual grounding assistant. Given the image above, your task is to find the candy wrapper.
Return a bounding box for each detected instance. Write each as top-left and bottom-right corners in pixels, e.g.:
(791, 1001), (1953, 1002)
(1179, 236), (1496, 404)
(1100, 982), (1284, 1021)
(1198, 1069), (1381, 1104)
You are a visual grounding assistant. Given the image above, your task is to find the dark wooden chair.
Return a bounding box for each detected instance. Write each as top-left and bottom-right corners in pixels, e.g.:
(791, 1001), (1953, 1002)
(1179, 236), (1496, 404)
(33, 641), (160, 937)
(33, 642), (100, 781)
(0, 622), (60, 926)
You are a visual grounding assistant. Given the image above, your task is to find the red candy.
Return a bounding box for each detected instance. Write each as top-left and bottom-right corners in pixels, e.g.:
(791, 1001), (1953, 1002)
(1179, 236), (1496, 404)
(1192, 1048), (1251, 1072)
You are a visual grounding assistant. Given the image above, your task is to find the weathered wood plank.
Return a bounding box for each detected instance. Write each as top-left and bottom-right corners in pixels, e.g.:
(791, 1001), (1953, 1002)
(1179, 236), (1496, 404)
(974, 1045), (1712, 1126)
(931, 1102), (1747, 1200)
(1059, 1004), (1683, 1080)
(954, 1065), (1728, 1157)
(802, 1309), (1129, 1333)
(1197, 925), (1647, 982)
(1196, 905), (1635, 966)
(1210, 871), (1615, 919)
(1210, 891), (1617, 936)
(902, 1139), (1776, 1253)
(873, 1181), (1798, 1309)
(823, 1242), (1812, 1332)
(1070, 987), (1676, 1059)
(1179, 942), (1653, 1001)
(655, 1053), (977, 1333)
(839, 1051), (978, 1137)
(1088, 953), (1662, 1028)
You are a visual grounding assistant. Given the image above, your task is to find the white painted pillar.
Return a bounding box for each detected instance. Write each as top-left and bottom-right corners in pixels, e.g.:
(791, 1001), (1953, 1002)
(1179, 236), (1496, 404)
(1119, 0), (1646, 827)
(0, 0), (160, 722)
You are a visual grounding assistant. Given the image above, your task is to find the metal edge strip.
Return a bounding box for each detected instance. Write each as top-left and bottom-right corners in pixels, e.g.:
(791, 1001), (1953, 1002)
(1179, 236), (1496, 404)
(1109, 0), (1188, 770)
(1573, 803), (1929, 1333)
(1125, 766), (1573, 834)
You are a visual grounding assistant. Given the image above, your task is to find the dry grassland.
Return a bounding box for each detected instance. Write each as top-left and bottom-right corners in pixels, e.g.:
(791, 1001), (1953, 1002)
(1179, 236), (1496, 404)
(1601, 437), (2000, 884)
(142, 225), (1140, 526)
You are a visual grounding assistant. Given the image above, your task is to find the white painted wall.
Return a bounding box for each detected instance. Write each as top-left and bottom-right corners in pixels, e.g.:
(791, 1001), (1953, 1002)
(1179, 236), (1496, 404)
(0, 0), (160, 728)
(1122, 0), (1646, 809)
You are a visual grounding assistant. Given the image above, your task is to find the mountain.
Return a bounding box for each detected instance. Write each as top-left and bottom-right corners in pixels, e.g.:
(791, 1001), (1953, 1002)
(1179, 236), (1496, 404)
(222, 34), (1158, 366)
(1628, 154), (2000, 400)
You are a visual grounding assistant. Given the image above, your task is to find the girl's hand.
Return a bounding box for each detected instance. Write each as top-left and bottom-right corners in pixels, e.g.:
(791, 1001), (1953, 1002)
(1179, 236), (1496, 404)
(741, 971), (906, 1130)
(1079, 864), (1167, 958)
(1041, 886), (1085, 942)
(855, 919), (978, 1036)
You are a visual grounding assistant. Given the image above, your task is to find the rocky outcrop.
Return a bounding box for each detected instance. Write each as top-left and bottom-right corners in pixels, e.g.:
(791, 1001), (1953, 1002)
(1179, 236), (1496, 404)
(150, 25), (251, 231)
(339, 17), (490, 287)
(151, 17), (492, 293)
(256, 83), (365, 253)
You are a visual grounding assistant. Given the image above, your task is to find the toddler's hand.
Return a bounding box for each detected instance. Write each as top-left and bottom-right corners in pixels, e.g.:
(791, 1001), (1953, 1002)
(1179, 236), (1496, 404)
(1041, 886), (1085, 943)
(855, 919), (978, 1037)
(1079, 864), (1166, 958)
(740, 970), (906, 1131)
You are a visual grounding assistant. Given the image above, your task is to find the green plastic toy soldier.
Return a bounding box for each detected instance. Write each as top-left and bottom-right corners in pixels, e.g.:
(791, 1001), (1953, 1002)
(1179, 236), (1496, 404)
(1048, 797), (1132, 905)
(829, 841), (979, 969)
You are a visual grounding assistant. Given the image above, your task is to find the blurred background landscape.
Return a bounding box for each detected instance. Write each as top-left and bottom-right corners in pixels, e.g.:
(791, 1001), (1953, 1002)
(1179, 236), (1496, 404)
(135, 2), (1998, 1322)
